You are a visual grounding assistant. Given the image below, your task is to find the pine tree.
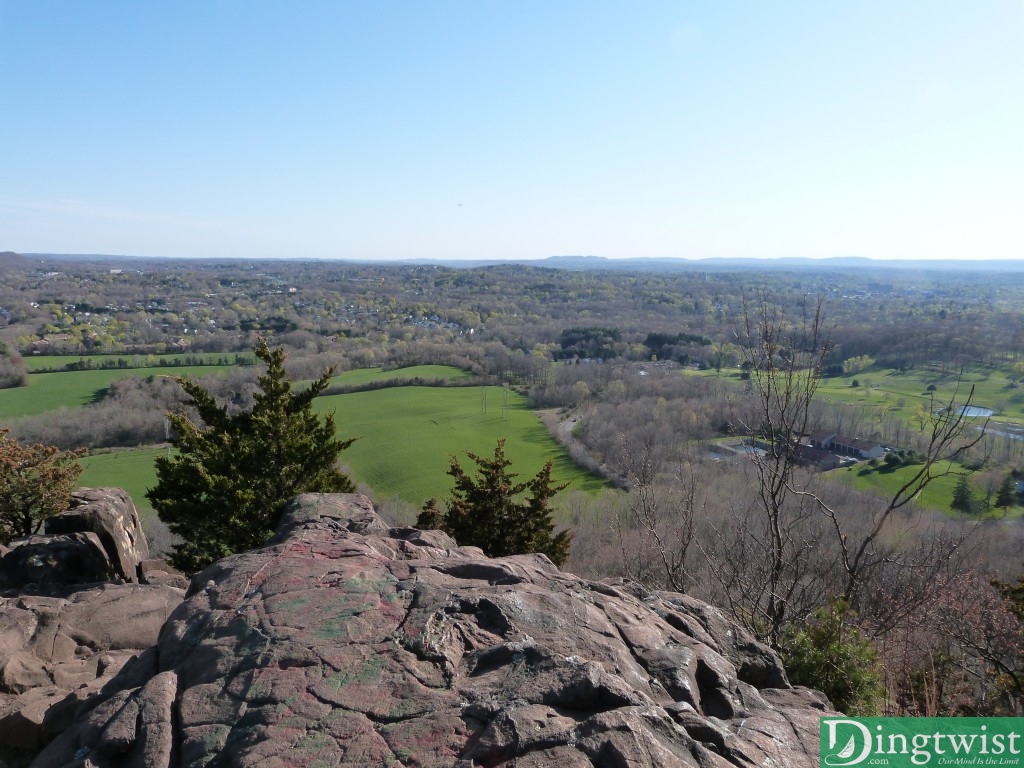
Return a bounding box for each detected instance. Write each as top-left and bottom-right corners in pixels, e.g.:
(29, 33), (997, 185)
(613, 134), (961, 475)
(0, 429), (84, 544)
(951, 474), (976, 514)
(416, 439), (571, 565)
(417, 498), (443, 530)
(996, 474), (1017, 510)
(147, 339), (355, 572)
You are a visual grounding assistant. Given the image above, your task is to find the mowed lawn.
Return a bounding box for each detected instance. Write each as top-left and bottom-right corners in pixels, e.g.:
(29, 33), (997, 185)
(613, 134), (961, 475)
(320, 385), (609, 507)
(0, 363), (472, 422)
(696, 364), (1022, 422)
(827, 458), (1022, 518)
(815, 366), (1024, 423)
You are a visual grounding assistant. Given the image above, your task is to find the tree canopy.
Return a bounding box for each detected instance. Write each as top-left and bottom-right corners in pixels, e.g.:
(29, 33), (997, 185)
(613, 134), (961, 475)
(416, 439), (571, 566)
(0, 429), (84, 544)
(148, 339), (355, 572)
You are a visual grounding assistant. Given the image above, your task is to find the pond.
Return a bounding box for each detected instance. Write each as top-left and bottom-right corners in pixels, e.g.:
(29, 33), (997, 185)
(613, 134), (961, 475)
(960, 405), (994, 418)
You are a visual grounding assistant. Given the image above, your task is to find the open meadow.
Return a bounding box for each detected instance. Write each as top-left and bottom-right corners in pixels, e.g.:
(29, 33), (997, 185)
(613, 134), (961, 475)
(0, 364), (239, 419)
(19, 363), (610, 518)
(320, 384), (608, 508)
(815, 366), (1024, 424)
(79, 447), (164, 516)
(701, 364), (1024, 425)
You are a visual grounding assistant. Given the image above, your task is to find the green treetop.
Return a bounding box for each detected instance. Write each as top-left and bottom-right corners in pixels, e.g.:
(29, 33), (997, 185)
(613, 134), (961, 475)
(417, 438), (571, 566)
(148, 339), (354, 572)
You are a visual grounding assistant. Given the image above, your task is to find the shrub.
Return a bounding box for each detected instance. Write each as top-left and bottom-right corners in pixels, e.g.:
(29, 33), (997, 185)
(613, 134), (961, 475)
(416, 439), (572, 565)
(0, 429), (84, 544)
(782, 601), (886, 715)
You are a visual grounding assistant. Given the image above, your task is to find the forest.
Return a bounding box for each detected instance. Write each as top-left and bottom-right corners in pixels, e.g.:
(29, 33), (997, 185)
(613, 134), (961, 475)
(3, 249), (1024, 716)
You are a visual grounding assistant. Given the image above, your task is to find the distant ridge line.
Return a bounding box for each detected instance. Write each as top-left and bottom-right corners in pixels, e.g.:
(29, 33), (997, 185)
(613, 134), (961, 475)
(12, 251), (1024, 273)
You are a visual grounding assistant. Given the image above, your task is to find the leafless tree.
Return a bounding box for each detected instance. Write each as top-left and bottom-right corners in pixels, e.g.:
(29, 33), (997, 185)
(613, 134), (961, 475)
(698, 292), (831, 647)
(699, 292), (987, 649)
(613, 434), (697, 592)
(817, 382), (987, 620)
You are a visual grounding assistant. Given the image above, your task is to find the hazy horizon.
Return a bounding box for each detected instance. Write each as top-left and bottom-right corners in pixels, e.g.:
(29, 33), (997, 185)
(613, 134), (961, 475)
(3, 2), (1022, 262)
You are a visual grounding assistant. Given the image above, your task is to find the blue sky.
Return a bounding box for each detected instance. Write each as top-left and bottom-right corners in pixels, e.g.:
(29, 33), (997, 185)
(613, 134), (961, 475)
(2, 1), (1022, 261)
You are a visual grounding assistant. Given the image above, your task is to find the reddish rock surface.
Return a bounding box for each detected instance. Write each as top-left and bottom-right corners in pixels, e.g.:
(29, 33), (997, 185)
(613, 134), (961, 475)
(32, 493), (834, 767)
(0, 584), (184, 763)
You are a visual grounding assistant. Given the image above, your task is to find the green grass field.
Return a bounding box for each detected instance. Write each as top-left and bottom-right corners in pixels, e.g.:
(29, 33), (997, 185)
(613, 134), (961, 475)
(64, 368), (609, 519)
(699, 364), (1023, 425)
(831, 458), (1024, 519)
(0, 365), (239, 420)
(79, 447), (165, 516)
(0, 362), (473, 422)
(320, 385), (608, 506)
(830, 459), (962, 512)
(815, 366), (1024, 423)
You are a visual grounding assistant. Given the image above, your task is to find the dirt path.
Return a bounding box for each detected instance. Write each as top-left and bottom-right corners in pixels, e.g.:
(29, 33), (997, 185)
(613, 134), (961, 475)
(539, 408), (626, 489)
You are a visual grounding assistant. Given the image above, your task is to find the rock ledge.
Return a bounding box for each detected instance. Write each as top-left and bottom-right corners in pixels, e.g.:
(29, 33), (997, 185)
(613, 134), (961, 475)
(34, 493), (833, 767)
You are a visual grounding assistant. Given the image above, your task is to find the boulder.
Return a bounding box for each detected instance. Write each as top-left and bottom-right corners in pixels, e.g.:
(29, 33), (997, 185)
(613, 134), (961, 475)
(34, 493), (835, 767)
(46, 487), (149, 583)
(0, 532), (115, 589)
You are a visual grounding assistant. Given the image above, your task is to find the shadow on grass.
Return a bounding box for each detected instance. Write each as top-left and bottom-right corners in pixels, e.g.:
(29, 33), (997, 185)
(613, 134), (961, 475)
(857, 463), (921, 477)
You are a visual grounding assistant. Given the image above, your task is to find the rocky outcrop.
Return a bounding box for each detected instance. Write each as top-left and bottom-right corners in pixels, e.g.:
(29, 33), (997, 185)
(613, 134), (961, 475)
(47, 488), (151, 584)
(0, 532), (117, 590)
(0, 585), (185, 762)
(34, 493), (833, 767)
(0, 489), (185, 766)
(0, 488), (151, 591)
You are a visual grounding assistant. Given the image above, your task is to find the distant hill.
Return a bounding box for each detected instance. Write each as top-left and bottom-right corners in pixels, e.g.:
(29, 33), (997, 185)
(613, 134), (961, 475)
(0, 251), (37, 270)
(533, 255), (1024, 273)
(14, 251), (1024, 273)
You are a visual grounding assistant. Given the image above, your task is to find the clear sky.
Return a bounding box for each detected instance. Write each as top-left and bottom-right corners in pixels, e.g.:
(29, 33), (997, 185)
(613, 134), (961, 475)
(2, 1), (1022, 261)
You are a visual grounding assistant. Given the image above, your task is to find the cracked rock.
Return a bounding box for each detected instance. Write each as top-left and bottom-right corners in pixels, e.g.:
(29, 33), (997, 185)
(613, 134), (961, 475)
(32, 493), (835, 767)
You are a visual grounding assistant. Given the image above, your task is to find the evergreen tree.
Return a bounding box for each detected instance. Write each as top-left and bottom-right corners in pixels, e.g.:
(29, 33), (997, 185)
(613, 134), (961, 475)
(0, 429), (84, 544)
(417, 498), (443, 530)
(148, 339), (354, 572)
(951, 474), (976, 514)
(996, 474), (1017, 510)
(416, 439), (571, 565)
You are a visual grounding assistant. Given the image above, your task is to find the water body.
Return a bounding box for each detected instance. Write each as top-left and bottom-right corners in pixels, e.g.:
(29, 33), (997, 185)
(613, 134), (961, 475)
(960, 405), (994, 418)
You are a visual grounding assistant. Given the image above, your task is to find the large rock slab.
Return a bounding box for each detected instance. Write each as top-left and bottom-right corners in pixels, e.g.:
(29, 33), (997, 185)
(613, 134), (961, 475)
(0, 488), (151, 592)
(33, 494), (834, 767)
(46, 487), (150, 583)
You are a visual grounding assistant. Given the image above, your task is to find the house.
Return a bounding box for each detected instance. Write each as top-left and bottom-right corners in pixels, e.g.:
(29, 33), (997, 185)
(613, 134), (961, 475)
(786, 443), (845, 471)
(808, 432), (884, 460)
